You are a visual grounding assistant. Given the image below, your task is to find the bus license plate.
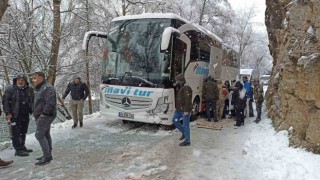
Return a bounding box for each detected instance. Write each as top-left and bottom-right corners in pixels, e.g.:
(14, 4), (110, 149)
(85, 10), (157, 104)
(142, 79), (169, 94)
(118, 112), (134, 119)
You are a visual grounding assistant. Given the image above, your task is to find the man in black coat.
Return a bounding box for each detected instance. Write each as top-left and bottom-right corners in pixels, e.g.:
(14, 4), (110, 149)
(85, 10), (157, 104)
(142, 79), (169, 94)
(32, 71), (57, 166)
(232, 81), (247, 127)
(61, 75), (89, 128)
(2, 73), (34, 157)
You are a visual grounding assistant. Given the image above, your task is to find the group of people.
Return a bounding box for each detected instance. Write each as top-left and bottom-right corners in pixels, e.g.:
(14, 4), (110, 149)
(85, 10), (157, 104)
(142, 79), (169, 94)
(232, 76), (264, 126)
(172, 74), (265, 147)
(0, 73), (89, 167)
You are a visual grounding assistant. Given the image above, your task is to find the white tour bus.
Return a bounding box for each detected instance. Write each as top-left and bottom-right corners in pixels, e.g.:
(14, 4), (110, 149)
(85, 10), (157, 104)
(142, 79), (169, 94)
(83, 13), (240, 125)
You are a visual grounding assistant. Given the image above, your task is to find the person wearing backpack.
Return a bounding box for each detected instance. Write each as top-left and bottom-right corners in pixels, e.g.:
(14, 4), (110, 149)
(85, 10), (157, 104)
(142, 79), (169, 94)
(232, 81), (247, 127)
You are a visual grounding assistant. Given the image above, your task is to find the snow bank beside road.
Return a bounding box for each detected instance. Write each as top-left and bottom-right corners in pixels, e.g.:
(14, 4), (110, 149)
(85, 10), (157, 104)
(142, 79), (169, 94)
(244, 118), (320, 180)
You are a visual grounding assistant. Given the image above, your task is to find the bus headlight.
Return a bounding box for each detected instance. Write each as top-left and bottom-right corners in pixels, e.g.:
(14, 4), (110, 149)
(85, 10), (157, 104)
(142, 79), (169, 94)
(154, 96), (169, 114)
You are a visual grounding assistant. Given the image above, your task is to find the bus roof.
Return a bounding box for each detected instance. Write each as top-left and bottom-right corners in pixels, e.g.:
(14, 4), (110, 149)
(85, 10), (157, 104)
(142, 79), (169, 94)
(112, 13), (187, 22)
(112, 13), (223, 43)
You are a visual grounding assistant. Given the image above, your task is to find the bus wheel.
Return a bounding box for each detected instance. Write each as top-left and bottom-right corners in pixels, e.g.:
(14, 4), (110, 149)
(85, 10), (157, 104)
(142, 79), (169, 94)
(122, 120), (130, 124)
(159, 124), (175, 131)
(191, 99), (200, 121)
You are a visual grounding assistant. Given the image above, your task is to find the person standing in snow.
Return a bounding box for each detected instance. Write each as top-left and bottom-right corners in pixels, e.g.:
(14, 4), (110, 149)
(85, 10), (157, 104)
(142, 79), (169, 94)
(0, 158), (13, 167)
(172, 74), (192, 146)
(232, 81), (247, 127)
(248, 81), (255, 117)
(32, 71), (57, 166)
(242, 76), (253, 118)
(253, 78), (264, 123)
(61, 75), (89, 129)
(222, 80), (231, 118)
(216, 79), (229, 121)
(2, 73), (34, 157)
(202, 76), (219, 122)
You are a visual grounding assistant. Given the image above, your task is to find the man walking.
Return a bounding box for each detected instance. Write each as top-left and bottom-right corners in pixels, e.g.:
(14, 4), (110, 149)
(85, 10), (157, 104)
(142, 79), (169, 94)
(172, 74), (192, 146)
(32, 72), (57, 166)
(253, 79), (264, 123)
(61, 75), (89, 128)
(202, 76), (219, 122)
(2, 73), (34, 157)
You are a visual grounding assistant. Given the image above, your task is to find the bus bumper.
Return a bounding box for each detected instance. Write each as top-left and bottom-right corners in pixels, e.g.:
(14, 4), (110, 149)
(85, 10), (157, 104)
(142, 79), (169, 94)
(100, 105), (173, 125)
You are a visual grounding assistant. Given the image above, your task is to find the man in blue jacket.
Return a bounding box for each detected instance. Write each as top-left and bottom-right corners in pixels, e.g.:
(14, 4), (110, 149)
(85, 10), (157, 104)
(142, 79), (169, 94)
(242, 76), (253, 118)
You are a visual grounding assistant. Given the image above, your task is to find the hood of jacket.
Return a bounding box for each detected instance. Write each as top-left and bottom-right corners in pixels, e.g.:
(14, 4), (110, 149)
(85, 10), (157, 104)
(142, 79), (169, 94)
(13, 73), (29, 86)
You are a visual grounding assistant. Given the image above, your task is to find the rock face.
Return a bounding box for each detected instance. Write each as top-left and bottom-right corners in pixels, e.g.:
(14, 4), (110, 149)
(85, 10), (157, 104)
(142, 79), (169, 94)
(265, 0), (320, 153)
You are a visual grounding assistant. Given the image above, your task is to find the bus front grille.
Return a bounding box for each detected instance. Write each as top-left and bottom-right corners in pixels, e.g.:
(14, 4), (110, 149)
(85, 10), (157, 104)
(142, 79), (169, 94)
(104, 94), (153, 110)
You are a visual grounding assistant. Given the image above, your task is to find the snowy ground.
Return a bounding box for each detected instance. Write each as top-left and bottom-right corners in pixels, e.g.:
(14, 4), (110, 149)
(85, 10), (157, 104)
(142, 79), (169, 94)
(1, 100), (320, 179)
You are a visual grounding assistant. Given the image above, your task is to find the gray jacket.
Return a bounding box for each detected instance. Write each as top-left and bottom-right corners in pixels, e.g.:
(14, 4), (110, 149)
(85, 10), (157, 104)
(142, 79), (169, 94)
(33, 81), (57, 119)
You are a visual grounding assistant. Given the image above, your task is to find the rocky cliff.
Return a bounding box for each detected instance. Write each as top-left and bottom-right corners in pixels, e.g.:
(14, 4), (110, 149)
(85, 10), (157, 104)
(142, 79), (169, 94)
(265, 0), (320, 153)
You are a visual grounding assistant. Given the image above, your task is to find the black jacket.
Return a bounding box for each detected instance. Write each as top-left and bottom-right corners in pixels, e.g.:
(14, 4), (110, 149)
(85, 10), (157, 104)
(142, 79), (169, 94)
(62, 82), (89, 101)
(33, 81), (57, 119)
(232, 82), (247, 110)
(2, 74), (34, 118)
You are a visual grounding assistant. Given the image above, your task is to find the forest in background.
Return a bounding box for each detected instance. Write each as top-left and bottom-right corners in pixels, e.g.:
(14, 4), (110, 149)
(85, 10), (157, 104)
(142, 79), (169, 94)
(0, 0), (271, 103)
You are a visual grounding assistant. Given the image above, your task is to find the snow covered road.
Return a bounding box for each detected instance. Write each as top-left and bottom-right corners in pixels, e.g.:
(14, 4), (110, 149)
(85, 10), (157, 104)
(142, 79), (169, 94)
(1, 111), (320, 180)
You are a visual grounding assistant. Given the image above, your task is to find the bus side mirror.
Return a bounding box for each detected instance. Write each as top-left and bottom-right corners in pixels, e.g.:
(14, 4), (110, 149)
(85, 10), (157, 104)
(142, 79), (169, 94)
(160, 27), (181, 52)
(82, 31), (108, 52)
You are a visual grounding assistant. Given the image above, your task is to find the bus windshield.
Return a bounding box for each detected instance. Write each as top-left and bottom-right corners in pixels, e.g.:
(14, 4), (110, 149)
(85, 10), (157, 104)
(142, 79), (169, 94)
(102, 18), (172, 88)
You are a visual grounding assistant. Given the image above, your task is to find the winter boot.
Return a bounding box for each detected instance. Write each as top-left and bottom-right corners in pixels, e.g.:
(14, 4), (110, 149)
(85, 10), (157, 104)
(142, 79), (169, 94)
(179, 141), (191, 146)
(80, 122), (83, 127)
(254, 119), (261, 123)
(72, 123), (77, 129)
(0, 159), (13, 167)
(35, 156), (52, 166)
(36, 156), (43, 161)
(15, 150), (29, 157)
(22, 146), (33, 153)
(179, 134), (185, 140)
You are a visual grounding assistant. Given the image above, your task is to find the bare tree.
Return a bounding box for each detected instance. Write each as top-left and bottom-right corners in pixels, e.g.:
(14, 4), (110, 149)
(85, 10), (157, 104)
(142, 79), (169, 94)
(0, 0), (10, 85)
(0, 0), (9, 21)
(47, 0), (61, 85)
(232, 7), (255, 67)
(85, 0), (93, 114)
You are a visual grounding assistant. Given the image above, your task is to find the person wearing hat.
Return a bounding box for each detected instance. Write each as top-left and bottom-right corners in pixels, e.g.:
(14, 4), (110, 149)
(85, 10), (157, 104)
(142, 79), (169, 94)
(2, 73), (34, 157)
(202, 76), (219, 122)
(61, 75), (89, 128)
(172, 74), (192, 146)
(253, 78), (264, 123)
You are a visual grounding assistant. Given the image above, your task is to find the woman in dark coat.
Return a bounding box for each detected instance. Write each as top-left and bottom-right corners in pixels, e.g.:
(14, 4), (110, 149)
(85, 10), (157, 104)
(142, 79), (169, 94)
(232, 81), (247, 127)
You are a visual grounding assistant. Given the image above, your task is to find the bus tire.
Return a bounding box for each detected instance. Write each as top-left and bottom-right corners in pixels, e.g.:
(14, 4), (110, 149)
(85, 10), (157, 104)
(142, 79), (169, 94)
(159, 124), (175, 131)
(190, 97), (200, 121)
(122, 120), (130, 124)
